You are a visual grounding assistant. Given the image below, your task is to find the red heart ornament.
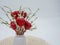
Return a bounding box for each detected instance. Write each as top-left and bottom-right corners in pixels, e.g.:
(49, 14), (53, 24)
(11, 11), (20, 19)
(10, 21), (16, 30)
(16, 17), (25, 27)
(25, 21), (32, 30)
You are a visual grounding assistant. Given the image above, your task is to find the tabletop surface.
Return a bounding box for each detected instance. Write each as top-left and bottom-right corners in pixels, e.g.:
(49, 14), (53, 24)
(0, 36), (49, 45)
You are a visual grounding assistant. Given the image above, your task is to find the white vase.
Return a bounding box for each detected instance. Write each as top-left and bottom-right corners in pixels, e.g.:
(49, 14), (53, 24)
(13, 35), (26, 45)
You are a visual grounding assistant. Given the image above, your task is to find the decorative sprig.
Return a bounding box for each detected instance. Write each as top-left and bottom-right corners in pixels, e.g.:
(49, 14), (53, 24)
(0, 17), (9, 24)
(28, 8), (39, 21)
(0, 19), (9, 26)
(19, 6), (22, 11)
(0, 6), (11, 21)
(31, 17), (38, 23)
(30, 26), (37, 31)
(3, 5), (12, 13)
(22, 7), (32, 15)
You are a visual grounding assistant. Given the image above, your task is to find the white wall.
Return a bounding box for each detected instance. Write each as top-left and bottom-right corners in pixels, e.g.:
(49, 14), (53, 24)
(0, 0), (60, 45)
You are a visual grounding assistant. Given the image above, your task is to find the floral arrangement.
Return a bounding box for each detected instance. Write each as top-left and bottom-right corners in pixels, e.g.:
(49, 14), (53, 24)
(0, 5), (39, 35)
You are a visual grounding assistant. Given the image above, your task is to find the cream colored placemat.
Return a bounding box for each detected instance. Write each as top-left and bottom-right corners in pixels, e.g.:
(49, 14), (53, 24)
(0, 36), (49, 45)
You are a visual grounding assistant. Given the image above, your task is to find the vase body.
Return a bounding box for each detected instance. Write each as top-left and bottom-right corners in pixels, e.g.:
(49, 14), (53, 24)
(13, 35), (26, 45)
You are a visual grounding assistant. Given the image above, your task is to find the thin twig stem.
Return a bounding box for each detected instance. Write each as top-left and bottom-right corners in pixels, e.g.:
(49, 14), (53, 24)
(28, 8), (39, 21)
(0, 6), (11, 21)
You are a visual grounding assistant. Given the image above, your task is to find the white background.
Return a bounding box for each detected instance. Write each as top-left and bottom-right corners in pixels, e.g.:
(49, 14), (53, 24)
(0, 0), (60, 45)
